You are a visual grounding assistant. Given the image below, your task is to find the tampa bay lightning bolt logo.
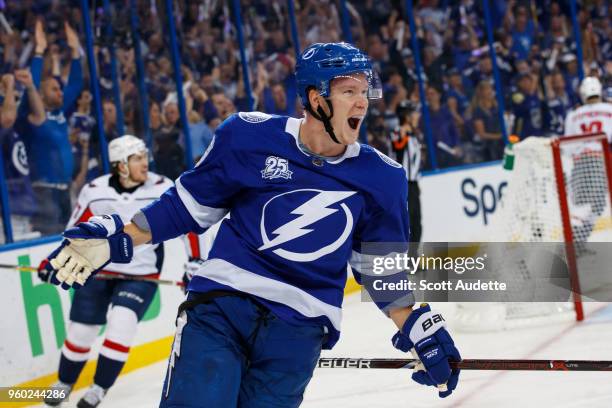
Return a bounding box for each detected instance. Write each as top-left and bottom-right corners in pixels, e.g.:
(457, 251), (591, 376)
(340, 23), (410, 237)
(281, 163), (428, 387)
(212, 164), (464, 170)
(302, 48), (316, 60)
(259, 189), (357, 262)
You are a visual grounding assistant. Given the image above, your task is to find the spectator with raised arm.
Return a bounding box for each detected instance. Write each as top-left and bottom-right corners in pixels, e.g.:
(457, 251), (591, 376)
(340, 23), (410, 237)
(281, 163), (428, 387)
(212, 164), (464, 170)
(510, 5), (538, 61)
(1, 70), (45, 241)
(16, 20), (83, 235)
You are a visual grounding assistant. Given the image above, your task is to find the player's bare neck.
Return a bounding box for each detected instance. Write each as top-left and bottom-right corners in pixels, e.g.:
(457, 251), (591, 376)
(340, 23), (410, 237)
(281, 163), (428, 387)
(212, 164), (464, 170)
(119, 175), (142, 189)
(300, 117), (347, 157)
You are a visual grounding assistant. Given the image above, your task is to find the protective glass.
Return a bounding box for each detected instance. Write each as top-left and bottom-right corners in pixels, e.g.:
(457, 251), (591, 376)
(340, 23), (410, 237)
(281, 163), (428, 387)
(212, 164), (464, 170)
(318, 70), (383, 100)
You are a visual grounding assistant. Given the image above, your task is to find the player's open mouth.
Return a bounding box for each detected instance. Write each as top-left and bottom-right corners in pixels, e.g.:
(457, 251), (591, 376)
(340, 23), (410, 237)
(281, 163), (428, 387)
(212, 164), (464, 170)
(347, 116), (362, 130)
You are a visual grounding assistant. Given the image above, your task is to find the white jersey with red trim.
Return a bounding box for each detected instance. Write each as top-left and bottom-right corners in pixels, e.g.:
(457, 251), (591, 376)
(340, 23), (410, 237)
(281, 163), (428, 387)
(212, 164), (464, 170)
(68, 172), (173, 276)
(563, 101), (612, 143)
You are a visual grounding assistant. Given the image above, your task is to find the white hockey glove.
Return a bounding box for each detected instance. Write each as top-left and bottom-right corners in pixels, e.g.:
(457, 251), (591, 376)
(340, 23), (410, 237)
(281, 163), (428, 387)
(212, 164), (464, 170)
(47, 215), (133, 289)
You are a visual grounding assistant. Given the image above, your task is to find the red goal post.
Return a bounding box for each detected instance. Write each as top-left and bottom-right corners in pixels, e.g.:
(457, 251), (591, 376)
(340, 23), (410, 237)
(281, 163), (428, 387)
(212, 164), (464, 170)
(454, 132), (611, 332)
(552, 132), (612, 322)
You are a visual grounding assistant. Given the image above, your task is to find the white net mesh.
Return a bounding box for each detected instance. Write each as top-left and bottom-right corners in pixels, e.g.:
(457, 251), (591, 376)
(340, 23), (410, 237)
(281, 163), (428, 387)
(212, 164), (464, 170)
(560, 139), (612, 243)
(455, 135), (612, 332)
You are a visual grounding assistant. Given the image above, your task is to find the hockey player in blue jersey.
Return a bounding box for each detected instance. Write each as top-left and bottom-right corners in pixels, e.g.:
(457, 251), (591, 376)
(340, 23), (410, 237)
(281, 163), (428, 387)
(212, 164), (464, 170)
(43, 43), (461, 407)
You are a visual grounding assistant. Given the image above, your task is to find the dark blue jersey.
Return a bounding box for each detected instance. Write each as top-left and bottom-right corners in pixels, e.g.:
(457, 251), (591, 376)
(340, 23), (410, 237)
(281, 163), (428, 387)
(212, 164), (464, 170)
(512, 92), (544, 138)
(545, 93), (576, 135)
(140, 112), (412, 348)
(0, 128), (36, 216)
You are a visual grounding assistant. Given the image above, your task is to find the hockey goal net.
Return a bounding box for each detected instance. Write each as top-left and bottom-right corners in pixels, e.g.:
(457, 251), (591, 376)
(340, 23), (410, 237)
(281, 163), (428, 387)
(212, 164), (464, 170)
(455, 133), (612, 331)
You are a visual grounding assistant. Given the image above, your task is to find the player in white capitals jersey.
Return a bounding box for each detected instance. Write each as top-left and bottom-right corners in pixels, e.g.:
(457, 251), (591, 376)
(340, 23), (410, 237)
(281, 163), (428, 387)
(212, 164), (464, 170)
(563, 77), (612, 244)
(38, 135), (173, 408)
(42, 43), (461, 407)
(564, 76), (612, 142)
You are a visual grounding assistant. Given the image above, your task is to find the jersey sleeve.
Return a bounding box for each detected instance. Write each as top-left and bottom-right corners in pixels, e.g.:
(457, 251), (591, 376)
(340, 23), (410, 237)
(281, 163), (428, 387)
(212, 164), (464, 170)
(66, 184), (94, 228)
(349, 173), (414, 315)
(140, 115), (244, 243)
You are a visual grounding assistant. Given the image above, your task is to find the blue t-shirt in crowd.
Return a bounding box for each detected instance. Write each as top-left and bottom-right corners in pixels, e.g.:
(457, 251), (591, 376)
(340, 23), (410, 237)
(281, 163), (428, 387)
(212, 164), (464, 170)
(511, 20), (537, 60)
(17, 56), (83, 184)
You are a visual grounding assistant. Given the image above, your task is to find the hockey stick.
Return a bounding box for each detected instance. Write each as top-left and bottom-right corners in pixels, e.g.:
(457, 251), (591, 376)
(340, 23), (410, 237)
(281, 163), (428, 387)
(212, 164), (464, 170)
(94, 273), (184, 287)
(0, 263), (184, 287)
(318, 358), (612, 371)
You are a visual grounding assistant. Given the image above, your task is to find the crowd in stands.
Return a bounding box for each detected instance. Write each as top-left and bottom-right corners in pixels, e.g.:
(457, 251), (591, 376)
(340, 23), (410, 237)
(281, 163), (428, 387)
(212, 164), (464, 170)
(0, 0), (610, 241)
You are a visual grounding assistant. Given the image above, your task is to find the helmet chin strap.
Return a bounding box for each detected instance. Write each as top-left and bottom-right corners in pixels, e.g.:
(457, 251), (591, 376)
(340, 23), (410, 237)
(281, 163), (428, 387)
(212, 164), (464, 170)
(306, 99), (341, 144)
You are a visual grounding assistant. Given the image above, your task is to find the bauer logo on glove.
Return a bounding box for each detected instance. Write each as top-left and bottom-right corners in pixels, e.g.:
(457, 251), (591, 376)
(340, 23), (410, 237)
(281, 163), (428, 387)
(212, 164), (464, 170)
(422, 313), (445, 331)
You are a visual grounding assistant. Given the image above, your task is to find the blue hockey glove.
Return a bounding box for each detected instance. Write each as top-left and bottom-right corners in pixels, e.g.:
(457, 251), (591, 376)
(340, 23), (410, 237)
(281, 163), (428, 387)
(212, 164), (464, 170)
(49, 215), (133, 289)
(392, 304), (461, 398)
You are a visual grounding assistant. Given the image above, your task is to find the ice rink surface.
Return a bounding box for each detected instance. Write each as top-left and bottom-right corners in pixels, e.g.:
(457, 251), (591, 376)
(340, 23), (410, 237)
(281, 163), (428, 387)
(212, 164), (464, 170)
(37, 295), (612, 408)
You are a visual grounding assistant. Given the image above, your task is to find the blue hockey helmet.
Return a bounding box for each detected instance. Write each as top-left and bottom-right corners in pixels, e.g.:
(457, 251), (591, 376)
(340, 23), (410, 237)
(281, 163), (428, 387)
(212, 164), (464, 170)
(295, 42), (382, 107)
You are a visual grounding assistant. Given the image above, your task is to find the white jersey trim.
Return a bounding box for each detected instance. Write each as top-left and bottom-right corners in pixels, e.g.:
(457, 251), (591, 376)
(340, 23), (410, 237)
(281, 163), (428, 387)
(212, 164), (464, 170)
(175, 177), (228, 228)
(195, 258), (343, 330)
